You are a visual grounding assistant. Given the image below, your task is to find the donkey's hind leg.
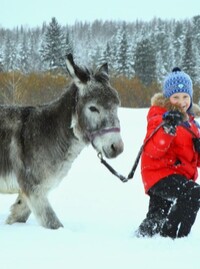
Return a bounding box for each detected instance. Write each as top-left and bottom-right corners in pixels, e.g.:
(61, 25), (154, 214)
(25, 192), (63, 229)
(6, 194), (31, 224)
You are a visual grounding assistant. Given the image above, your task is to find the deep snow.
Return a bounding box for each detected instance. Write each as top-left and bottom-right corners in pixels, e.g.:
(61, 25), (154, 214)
(1, 108), (200, 269)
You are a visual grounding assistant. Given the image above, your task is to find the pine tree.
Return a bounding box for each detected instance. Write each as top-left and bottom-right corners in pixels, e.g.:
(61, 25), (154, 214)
(97, 42), (112, 72)
(3, 35), (17, 71)
(0, 51), (3, 72)
(191, 16), (200, 84)
(192, 15), (200, 53)
(40, 17), (66, 70)
(115, 23), (133, 77)
(182, 30), (196, 81)
(134, 38), (157, 86)
(65, 29), (73, 56)
(29, 32), (43, 71)
(173, 22), (184, 67)
(18, 34), (30, 73)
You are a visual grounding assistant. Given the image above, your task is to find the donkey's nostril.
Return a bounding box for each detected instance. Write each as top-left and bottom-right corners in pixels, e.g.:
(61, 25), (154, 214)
(111, 141), (124, 154)
(111, 143), (116, 152)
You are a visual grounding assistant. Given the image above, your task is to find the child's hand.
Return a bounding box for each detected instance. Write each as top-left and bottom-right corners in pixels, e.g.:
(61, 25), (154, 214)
(162, 110), (184, 135)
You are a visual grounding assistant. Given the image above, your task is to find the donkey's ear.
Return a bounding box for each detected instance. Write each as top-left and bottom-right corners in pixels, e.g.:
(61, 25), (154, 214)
(66, 54), (90, 84)
(98, 63), (108, 75)
(96, 63), (109, 82)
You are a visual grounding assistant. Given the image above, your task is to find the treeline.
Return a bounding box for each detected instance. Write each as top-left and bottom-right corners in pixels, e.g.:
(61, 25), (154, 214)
(1, 72), (200, 108)
(1, 16), (200, 107)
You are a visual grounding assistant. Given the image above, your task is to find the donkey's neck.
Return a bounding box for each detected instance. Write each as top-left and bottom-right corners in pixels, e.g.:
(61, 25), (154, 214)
(31, 85), (86, 179)
(48, 84), (78, 126)
(47, 84), (86, 158)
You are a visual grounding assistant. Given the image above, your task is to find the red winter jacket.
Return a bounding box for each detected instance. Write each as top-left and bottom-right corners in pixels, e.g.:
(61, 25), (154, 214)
(141, 94), (200, 194)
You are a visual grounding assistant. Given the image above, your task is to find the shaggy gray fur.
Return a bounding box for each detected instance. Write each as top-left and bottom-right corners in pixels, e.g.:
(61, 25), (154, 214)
(0, 54), (124, 229)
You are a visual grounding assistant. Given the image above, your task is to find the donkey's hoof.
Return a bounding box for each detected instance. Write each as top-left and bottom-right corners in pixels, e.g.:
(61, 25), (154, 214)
(44, 221), (64, 230)
(6, 216), (15, 225)
(51, 224), (64, 230)
(6, 215), (27, 224)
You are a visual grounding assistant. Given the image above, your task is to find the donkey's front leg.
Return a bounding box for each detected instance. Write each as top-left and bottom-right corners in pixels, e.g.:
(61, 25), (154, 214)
(25, 192), (63, 229)
(6, 194), (31, 224)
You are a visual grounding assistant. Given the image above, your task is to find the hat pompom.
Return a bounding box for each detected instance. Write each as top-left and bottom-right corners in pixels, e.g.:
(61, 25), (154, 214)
(172, 67), (181, 72)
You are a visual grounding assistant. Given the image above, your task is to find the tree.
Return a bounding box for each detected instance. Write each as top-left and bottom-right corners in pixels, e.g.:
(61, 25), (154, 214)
(182, 30), (196, 81)
(134, 38), (157, 86)
(1, 72), (23, 104)
(191, 16), (200, 84)
(97, 42), (113, 72)
(115, 23), (133, 78)
(29, 32), (43, 71)
(18, 34), (30, 73)
(65, 30), (73, 56)
(173, 21), (184, 67)
(0, 52), (3, 72)
(40, 17), (66, 70)
(3, 35), (17, 71)
(192, 15), (200, 53)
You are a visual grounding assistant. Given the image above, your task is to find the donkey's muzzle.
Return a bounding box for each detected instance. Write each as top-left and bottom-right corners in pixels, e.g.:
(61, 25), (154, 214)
(90, 127), (124, 159)
(104, 139), (124, 159)
(111, 140), (124, 158)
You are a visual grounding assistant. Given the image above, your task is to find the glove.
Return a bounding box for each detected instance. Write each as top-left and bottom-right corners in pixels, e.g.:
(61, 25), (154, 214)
(162, 110), (184, 135)
(192, 138), (200, 153)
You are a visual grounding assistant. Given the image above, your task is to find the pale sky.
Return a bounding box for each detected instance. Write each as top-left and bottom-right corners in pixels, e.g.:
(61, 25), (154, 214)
(1, 0), (200, 28)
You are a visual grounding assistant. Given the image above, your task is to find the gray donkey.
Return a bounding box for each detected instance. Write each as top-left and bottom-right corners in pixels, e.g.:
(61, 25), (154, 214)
(0, 54), (124, 229)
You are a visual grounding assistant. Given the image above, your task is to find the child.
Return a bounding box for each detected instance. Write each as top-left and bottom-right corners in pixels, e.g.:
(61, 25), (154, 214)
(136, 67), (200, 239)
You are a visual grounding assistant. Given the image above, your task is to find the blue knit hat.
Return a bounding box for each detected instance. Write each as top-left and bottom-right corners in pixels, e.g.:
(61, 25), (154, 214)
(163, 67), (193, 109)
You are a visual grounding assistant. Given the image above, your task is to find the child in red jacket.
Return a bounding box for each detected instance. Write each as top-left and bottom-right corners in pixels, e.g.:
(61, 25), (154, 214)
(136, 67), (200, 239)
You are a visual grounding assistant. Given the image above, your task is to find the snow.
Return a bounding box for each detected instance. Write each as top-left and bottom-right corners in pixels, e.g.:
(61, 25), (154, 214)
(1, 107), (200, 269)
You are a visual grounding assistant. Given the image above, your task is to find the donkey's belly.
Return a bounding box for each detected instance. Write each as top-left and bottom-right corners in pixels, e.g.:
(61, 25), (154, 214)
(0, 173), (19, 194)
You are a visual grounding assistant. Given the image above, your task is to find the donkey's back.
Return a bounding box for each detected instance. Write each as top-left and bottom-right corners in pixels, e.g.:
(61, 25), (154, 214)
(0, 54), (124, 229)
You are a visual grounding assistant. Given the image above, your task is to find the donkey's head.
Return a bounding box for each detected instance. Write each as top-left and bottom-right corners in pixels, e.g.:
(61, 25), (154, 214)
(66, 54), (124, 159)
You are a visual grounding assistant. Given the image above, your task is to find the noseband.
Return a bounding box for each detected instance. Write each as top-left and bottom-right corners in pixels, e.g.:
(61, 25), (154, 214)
(87, 127), (120, 143)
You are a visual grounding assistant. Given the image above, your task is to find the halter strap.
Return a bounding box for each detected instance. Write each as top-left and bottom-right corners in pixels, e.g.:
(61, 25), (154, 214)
(87, 127), (120, 142)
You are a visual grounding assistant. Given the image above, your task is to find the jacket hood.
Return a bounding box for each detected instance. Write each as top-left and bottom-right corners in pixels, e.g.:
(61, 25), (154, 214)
(151, 92), (200, 119)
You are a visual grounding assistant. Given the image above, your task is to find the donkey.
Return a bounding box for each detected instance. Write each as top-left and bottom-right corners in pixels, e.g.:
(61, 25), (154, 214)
(0, 54), (124, 229)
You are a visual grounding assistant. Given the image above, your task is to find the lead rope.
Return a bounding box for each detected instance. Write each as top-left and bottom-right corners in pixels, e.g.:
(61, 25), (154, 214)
(98, 122), (165, 183)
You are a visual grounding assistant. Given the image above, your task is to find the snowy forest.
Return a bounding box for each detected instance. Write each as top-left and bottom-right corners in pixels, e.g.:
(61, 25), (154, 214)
(0, 16), (200, 107)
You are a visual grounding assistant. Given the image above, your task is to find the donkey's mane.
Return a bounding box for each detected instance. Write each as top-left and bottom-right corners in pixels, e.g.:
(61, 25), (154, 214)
(80, 66), (109, 84)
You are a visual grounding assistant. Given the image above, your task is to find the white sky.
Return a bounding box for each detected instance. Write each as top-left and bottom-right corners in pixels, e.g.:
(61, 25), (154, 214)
(1, 0), (200, 29)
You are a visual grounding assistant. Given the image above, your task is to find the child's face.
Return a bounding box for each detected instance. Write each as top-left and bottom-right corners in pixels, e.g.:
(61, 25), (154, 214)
(169, 92), (191, 112)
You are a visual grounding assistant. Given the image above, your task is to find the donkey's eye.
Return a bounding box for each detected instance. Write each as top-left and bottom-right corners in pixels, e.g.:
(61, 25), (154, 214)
(89, 106), (99, 113)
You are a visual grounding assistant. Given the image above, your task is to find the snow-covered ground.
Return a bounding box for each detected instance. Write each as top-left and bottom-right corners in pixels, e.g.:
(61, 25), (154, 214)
(1, 108), (200, 269)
